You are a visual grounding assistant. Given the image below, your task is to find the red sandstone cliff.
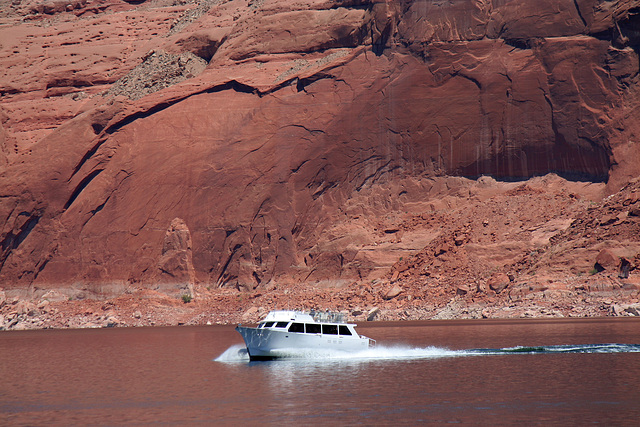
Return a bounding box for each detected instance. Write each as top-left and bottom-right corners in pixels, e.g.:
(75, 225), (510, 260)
(1, 0), (640, 304)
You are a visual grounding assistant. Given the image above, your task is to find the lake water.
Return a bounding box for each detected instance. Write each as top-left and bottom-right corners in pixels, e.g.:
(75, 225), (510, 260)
(1, 318), (639, 425)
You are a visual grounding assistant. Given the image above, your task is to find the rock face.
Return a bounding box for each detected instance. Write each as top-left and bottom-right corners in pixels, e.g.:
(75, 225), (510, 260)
(1, 0), (640, 295)
(155, 218), (196, 294)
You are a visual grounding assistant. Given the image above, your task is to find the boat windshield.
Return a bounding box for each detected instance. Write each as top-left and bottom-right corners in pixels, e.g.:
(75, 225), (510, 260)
(339, 325), (352, 336)
(264, 321), (275, 328)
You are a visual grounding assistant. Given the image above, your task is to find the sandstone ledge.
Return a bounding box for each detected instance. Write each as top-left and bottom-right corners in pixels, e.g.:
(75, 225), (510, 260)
(1, 275), (639, 330)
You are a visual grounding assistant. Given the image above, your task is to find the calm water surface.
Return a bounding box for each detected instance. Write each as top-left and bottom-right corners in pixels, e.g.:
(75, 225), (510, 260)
(1, 318), (639, 425)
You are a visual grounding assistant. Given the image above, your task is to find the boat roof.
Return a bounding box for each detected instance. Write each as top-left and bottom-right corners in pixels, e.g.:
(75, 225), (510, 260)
(262, 310), (348, 324)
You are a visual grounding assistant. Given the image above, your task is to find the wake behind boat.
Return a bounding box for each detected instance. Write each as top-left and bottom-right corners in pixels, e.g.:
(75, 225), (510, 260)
(235, 310), (375, 360)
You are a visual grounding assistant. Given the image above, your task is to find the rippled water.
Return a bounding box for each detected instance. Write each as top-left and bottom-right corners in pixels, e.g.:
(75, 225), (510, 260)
(1, 318), (639, 424)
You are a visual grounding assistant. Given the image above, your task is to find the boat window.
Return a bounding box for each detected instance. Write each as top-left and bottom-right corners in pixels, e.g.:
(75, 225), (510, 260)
(306, 323), (321, 334)
(288, 323), (304, 333)
(339, 325), (352, 336)
(322, 324), (338, 335)
(275, 321), (289, 328)
(264, 322), (275, 328)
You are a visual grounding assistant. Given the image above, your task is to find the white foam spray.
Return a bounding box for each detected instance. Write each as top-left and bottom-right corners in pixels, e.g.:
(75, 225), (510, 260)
(214, 343), (640, 363)
(214, 344), (250, 362)
(214, 344), (460, 363)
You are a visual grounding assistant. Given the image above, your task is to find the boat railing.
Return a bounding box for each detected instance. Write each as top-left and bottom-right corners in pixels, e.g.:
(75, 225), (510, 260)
(309, 310), (345, 324)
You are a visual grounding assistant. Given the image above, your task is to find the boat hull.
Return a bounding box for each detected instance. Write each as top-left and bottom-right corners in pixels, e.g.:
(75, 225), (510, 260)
(236, 325), (371, 360)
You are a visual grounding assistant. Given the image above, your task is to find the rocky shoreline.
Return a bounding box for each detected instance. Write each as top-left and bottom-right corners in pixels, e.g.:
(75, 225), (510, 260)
(2, 273), (639, 331)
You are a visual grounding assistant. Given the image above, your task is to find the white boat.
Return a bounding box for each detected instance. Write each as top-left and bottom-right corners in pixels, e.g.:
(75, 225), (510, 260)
(235, 310), (375, 360)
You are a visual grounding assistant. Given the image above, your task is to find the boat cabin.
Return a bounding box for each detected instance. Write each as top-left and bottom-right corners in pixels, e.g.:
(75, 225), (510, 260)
(258, 320), (355, 336)
(256, 310), (358, 336)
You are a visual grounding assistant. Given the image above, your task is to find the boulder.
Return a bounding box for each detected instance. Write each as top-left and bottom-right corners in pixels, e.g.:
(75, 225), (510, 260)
(390, 270), (400, 282)
(488, 273), (511, 293)
(105, 316), (120, 327)
(528, 283), (550, 293)
(366, 307), (379, 321)
(622, 304), (640, 316)
(611, 304), (625, 316)
(382, 285), (402, 300)
(595, 249), (618, 272)
(15, 300), (36, 316)
(456, 284), (470, 296)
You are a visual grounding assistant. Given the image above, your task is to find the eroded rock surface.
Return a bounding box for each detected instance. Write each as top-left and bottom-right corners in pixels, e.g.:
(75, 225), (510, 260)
(1, 0), (640, 320)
